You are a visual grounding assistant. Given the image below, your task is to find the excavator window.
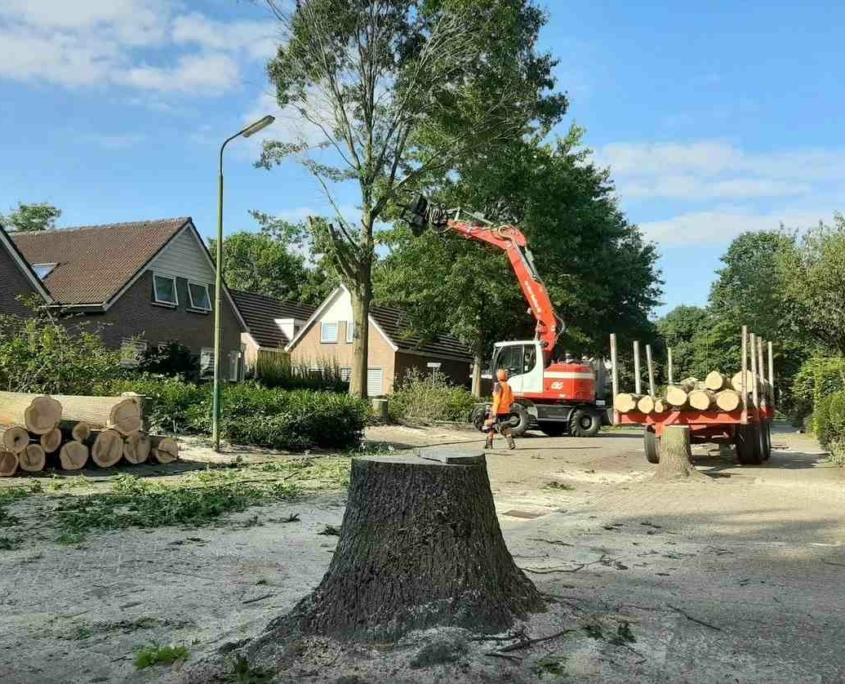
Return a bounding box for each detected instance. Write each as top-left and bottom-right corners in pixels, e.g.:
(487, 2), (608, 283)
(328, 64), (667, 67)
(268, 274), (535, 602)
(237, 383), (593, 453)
(495, 344), (538, 378)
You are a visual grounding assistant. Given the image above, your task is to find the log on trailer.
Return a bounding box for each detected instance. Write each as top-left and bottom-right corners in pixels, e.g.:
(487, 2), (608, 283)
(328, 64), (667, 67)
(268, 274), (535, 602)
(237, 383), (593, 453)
(59, 441), (89, 470)
(715, 389), (741, 412)
(613, 393), (643, 413)
(688, 389), (715, 411)
(637, 395), (655, 414)
(2, 426), (30, 454)
(665, 385), (690, 408)
(20, 444), (46, 472)
(705, 371), (728, 391)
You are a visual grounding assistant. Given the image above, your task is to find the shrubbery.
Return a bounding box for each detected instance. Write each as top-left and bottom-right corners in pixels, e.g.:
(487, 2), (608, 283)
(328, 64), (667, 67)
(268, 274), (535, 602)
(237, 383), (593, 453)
(388, 369), (476, 425)
(97, 377), (367, 451)
(791, 356), (845, 429)
(255, 353), (349, 393)
(814, 391), (845, 464)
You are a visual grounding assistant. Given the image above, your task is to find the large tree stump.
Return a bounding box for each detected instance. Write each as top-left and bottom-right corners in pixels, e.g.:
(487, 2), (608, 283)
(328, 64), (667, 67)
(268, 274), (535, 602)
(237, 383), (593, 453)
(653, 426), (708, 482)
(268, 452), (544, 641)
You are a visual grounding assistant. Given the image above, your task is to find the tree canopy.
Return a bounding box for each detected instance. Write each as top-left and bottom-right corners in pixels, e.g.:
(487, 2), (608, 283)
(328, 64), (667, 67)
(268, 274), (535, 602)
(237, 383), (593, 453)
(1, 202), (61, 232)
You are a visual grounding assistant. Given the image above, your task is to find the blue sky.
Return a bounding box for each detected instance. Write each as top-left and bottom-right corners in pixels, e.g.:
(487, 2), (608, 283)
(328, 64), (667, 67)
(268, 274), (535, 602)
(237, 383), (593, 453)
(1, 0), (843, 316)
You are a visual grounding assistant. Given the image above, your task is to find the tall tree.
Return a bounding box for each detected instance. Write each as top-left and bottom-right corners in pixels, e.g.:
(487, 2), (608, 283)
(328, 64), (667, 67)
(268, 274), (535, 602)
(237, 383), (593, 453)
(258, 0), (566, 397)
(1, 202), (61, 232)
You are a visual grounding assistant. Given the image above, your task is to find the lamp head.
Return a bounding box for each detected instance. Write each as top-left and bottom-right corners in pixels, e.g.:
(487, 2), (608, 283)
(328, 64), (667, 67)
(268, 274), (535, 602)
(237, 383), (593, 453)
(242, 115), (275, 138)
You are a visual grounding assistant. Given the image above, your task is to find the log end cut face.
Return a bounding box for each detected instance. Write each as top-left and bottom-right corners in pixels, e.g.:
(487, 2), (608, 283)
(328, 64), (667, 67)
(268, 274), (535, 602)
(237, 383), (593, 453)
(25, 396), (62, 435)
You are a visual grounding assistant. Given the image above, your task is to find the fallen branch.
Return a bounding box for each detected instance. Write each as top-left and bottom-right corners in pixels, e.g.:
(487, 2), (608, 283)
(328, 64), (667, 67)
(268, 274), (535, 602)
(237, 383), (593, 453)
(822, 560), (845, 568)
(484, 652), (522, 663)
(492, 628), (575, 655)
(523, 564), (585, 574)
(242, 593), (274, 605)
(667, 604), (723, 631)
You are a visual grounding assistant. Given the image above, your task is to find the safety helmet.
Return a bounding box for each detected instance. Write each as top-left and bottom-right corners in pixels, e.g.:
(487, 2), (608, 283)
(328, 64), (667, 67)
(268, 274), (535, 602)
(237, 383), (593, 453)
(496, 369), (508, 381)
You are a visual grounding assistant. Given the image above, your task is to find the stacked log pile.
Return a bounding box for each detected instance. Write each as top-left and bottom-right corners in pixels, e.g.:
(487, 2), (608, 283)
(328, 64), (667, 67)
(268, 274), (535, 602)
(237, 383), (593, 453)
(614, 371), (773, 415)
(0, 392), (178, 477)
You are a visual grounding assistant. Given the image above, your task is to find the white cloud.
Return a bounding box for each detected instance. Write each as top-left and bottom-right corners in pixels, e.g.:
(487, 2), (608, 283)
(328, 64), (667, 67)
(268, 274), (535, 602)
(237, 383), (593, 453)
(624, 175), (811, 201)
(0, 1), (275, 95)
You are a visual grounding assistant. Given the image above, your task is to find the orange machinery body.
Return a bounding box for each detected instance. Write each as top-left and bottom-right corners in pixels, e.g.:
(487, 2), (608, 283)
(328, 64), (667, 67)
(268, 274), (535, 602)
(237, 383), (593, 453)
(523, 363), (596, 404)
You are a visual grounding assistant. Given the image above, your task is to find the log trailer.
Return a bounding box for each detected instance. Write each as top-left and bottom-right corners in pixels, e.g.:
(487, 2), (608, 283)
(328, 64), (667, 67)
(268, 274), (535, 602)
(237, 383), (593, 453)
(610, 327), (775, 465)
(405, 196), (605, 437)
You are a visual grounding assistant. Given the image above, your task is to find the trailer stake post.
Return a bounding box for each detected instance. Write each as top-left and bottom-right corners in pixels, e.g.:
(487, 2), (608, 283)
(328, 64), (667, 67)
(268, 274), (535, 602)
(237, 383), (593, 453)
(646, 344), (656, 397)
(667, 347), (674, 386)
(610, 334), (619, 425)
(633, 341), (642, 395)
(741, 326), (748, 424)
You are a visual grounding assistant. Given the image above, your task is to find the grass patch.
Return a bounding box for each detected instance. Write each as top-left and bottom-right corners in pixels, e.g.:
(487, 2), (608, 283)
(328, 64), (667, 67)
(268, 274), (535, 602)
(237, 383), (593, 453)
(0, 487), (29, 527)
(134, 643), (190, 669)
(252, 457), (351, 490)
(0, 535), (21, 550)
(609, 621), (636, 645)
(227, 655), (273, 683)
(543, 481), (575, 491)
(534, 655), (567, 679)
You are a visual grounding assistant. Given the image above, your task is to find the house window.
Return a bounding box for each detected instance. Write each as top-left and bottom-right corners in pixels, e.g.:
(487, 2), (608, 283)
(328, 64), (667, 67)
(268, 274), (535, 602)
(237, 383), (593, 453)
(340, 367), (352, 382)
(153, 274), (178, 306)
(120, 339), (148, 368)
(188, 282), (211, 312)
(346, 320), (354, 343)
(320, 322), (338, 343)
(228, 351), (241, 382)
(200, 348), (215, 377)
(33, 263), (57, 280)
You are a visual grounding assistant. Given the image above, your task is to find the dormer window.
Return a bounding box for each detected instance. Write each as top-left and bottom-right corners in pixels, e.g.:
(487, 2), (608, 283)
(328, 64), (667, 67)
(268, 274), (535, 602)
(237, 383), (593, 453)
(33, 263), (57, 280)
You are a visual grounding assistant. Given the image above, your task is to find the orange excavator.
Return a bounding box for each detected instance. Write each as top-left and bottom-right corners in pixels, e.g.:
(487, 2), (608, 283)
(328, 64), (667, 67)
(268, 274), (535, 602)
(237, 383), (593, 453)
(405, 196), (606, 437)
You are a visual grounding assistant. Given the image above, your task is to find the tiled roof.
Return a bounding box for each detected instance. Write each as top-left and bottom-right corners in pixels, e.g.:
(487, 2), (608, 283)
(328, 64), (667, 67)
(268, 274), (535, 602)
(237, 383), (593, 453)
(370, 305), (473, 360)
(12, 218), (190, 305)
(0, 223), (52, 302)
(232, 290), (315, 348)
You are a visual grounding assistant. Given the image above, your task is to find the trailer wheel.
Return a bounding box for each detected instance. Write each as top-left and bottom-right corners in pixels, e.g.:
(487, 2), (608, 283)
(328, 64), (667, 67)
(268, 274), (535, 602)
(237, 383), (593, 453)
(569, 408), (601, 437)
(735, 423), (763, 465)
(644, 427), (660, 464)
(762, 420), (772, 461)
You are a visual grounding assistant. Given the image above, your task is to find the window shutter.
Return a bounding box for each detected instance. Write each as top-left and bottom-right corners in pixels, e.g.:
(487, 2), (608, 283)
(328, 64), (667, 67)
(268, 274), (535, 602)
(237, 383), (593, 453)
(367, 368), (384, 397)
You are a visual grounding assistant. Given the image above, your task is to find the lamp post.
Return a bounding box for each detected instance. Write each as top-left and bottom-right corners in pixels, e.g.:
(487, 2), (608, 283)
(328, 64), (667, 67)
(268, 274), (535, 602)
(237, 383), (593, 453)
(213, 114), (275, 452)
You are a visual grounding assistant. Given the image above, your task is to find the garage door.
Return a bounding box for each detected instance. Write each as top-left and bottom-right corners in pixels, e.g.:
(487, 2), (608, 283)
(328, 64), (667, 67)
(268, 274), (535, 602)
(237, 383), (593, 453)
(367, 368), (384, 397)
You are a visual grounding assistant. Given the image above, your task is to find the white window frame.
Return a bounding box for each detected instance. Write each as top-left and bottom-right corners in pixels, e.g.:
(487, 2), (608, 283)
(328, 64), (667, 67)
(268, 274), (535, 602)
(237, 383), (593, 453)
(187, 281), (212, 312)
(346, 320), (354, 343)
(32, 263), (57, 280)
(152, 273), (178, 307)
(120, 338), (148, 368)
(200, 347), (215, 378)
(320, 321), (338, 343)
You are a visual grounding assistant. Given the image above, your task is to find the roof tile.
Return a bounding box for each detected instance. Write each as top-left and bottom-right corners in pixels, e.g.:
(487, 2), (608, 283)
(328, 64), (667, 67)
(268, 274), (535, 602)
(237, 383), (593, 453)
(232, 290), (315, 348)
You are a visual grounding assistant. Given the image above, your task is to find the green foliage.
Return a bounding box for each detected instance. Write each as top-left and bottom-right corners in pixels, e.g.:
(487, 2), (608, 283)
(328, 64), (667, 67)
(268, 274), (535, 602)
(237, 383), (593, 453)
(255, 354), (348, 393)
(227, 656), (272, 684)
(139, 340), (200, 380)
(388, 369), (476, 425)
(791, 356), (845, 427)
(0, 307), (123, 394)
(133, 643), (190, 669)
(96, 376), (207, 433)
(814, 391), (845, 452)
(1, 201), (61, 232)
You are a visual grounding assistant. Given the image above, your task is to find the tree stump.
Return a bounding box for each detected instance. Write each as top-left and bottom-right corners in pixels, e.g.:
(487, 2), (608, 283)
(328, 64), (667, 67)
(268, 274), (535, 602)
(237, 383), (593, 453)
(653, 426), (708, 482)
(267, 452), (544, 641)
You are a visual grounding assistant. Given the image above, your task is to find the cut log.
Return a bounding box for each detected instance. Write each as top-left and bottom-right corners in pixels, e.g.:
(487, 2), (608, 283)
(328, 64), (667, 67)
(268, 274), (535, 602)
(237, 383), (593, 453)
(715, 389), (741, 412)
(0, 450), (18, 477)
(25, 396), (63, 435)
(20, 444), (46, 472)
(613, 393), (642, 413)
(150, 436), (178, 464)
(730, 371), (757, 393)
(59, 441), (89, 471)
(40, 428), (62, 454)
(2, 426), (31, 454)
(688, 389), (715, 411)
(680, 377), (699, 391)
(0, 392), (60, 432)
(123, 432), (152, 465)
(637, 395), (655, 414)
(92, 429), (124, 468)
(653, 426), (708, 482)
(665, 385), (690, 408)
(653, 398), (668, 413)
(267, 451), (544, 641)
(58, 420), (93, 443)
(705, 371), (728, 391)
(50, 394), (142, 434)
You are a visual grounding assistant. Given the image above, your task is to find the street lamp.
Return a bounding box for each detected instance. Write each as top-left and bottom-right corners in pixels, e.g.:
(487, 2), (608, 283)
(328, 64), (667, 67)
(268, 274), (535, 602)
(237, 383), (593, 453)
(213, 114), (275, 452)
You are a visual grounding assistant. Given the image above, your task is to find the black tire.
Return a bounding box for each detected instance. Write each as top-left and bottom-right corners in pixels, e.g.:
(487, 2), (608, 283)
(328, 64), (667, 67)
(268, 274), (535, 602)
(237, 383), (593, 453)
(470, 405), (488, 432)
(508, 403), (530, 437)
(762, 420), (772, 461)
(569, 408), (601, 437)
(735, 423), (762, 465)
(541, 423), (568, 437)
(644, 427), (660, 464)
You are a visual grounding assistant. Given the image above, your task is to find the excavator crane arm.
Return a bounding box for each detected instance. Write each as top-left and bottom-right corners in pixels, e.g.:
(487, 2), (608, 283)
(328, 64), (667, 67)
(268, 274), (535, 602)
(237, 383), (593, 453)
(405, 196), (564, 359)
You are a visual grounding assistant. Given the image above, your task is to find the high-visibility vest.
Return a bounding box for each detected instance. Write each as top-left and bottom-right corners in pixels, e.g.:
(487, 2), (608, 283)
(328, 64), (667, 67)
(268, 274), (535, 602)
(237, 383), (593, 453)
(492, 380), (514, 415)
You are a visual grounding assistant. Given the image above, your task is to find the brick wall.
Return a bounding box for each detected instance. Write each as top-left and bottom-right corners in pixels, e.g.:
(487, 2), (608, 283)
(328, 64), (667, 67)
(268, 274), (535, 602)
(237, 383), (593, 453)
(0, 244), (39, 316)
(290, 319), (396, 394)
(77, 271), (243, 359)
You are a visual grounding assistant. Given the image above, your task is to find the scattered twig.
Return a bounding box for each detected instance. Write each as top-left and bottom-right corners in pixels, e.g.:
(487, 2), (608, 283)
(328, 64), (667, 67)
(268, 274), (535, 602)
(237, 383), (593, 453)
(242, 593), (274, 605)
(822, 560), (845, 568)
(484, 652), (522, 663)
(523, 564), (585, 574)
(667, 604), (723, 632)
(496, 628), (575, 653)
(529, 538), (574, 547)
(640, 521), (662, 529)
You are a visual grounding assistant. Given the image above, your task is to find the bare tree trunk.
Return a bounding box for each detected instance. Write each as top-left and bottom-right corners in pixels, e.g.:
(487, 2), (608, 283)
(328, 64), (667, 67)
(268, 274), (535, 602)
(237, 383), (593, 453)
(653, 426), (709, 482)
(471, 328), (485, 398)
(348, 278), (372, 400)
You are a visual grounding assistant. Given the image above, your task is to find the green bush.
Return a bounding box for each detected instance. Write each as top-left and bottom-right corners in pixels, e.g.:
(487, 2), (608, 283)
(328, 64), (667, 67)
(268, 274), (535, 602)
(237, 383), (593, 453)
(389, 369), (476, 425)
(791, 356), (845, 429)
(96, 377), (367, 451)
(255, 353), (349, 393)
(139, 340), (200, 381)
(815, 391), (845, 451)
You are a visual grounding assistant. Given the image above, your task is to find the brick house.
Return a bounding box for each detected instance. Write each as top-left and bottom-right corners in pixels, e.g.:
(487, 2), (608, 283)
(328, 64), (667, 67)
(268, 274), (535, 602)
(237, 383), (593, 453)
(0, 223), (53, 315)
(285, 285), (473, 396)
(9, 218), (248, 379)
(231, 290), (315, 375)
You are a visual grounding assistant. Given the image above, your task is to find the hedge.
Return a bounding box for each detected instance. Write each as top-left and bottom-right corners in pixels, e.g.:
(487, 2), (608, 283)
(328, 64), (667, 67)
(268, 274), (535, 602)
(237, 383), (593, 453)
(96, 378), (368, 451)
(388, 369), (476, 425)
(791, 356), (845, 430)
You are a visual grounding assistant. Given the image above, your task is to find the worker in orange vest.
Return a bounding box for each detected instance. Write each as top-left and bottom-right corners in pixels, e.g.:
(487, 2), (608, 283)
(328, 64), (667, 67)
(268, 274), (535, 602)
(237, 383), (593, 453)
(484, 368), (516, 450)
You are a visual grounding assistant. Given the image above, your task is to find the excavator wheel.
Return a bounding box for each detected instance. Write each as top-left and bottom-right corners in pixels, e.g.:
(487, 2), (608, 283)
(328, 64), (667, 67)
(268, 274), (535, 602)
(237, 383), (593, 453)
(569, 408), (601, 438)
(508, 404), (530, 437)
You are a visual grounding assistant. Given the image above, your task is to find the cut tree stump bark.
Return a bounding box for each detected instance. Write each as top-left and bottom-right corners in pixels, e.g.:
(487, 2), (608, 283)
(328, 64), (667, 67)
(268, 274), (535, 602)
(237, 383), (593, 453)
(124, 433), (152, 465)
(2, 426), (30, 454)
(0, 451), (18, 477)
(20, 444), (46, 472)
(150, 436), (178, 464)
(59, 441), (89, 470)
(40, 428), (62, 454)
(92, 429), (123, 467)
(267, 451), (545, 641)
(653, 426), (708, 482)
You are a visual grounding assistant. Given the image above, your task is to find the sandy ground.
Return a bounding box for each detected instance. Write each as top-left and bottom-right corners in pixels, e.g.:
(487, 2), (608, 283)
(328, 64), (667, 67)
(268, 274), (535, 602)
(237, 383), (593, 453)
(1, 423), (844, 683)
